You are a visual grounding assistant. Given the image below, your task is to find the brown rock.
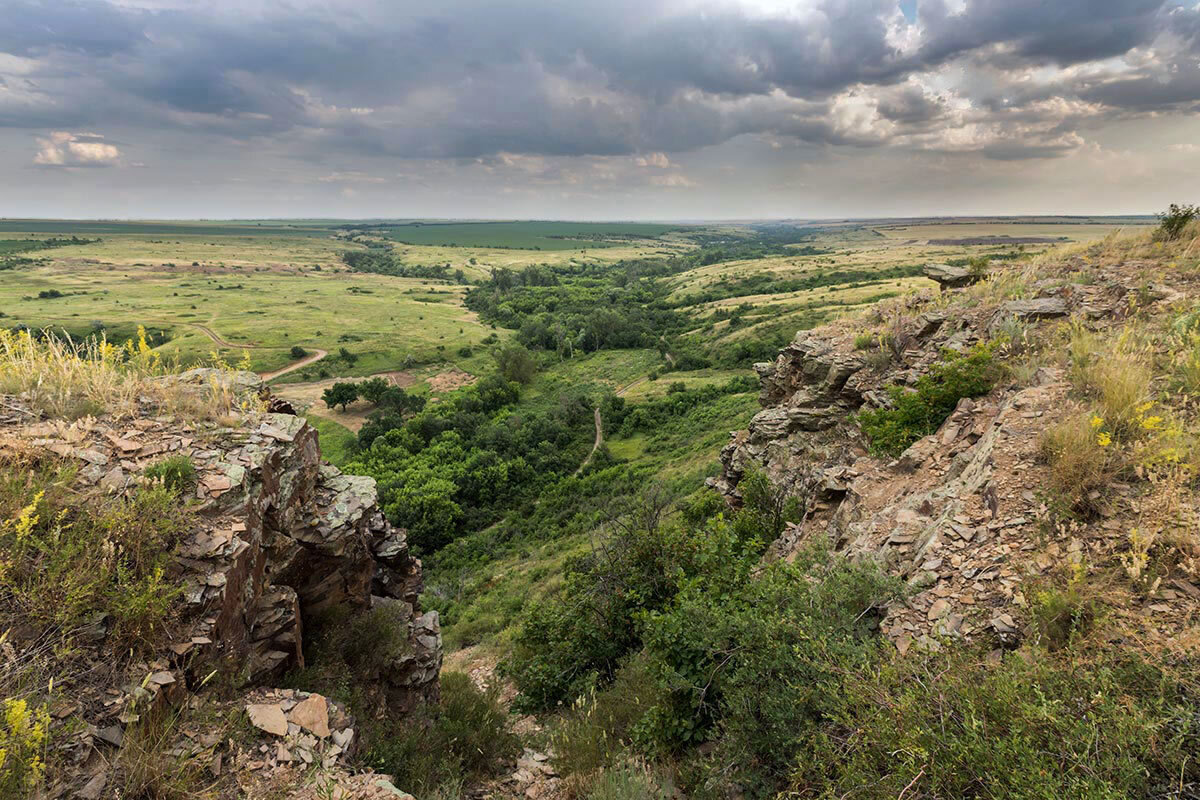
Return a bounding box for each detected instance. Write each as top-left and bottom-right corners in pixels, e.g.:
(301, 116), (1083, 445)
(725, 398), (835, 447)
(289, 694), (331, 739)
(246, 703), (289, 736)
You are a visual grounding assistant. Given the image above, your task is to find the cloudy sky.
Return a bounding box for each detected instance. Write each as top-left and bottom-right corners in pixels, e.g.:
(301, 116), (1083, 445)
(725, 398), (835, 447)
(2, 0), (1199, 219)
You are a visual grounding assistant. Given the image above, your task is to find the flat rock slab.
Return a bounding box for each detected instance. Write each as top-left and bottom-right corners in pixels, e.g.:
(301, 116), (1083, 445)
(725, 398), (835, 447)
(1004, 297), (1069, 320)
(246, 703), (289, 736)
(923, 262), (980, 288)
(289, 694), (331, 738)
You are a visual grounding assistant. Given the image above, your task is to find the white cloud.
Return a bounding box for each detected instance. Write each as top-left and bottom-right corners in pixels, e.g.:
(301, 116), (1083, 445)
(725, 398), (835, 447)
(635, 152), (671, 168)
(33, 131), (121, 167)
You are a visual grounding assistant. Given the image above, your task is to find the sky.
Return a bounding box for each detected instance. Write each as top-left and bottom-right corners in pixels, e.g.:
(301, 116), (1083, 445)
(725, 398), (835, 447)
(1, 0), (1199, 220)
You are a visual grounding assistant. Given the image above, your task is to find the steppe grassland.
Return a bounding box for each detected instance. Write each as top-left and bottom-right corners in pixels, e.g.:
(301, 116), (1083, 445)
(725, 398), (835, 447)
(0, 260), (496, 376)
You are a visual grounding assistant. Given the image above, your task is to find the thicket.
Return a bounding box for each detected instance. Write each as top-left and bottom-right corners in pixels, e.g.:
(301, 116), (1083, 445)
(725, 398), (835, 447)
(347, 375), (596, 552)
(670, 263), (921, 307)
(284, 606), (519, 797)
(507, 477), (1199, 799)
(341, 250), (466, 282)
(856, 343), (1002, 456)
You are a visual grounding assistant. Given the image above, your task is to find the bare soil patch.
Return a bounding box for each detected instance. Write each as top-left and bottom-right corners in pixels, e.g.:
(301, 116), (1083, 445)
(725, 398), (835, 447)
(427, 367), (476, 393)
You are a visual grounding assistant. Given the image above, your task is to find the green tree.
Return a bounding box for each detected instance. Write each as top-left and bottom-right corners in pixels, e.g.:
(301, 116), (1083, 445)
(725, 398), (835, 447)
(493, 344), (538, 384)
(358, 376), (391, 406)
(322, 382), (359, 411)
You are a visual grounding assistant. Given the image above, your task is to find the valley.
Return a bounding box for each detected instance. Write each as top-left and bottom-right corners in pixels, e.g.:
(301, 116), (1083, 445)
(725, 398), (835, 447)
(10, 213), (1200, 800)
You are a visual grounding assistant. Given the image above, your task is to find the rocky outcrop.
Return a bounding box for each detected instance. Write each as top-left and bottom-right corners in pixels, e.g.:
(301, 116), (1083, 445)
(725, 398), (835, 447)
(922, 262), (982, 288)
(0, 372), (441, 794)
(712, 261), (1200, 654)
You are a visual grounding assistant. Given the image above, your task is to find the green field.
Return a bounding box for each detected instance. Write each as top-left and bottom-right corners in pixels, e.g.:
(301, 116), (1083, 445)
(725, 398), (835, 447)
(364, 220), (687, 249)
(0, 219), (343, 237)
(0, 261), (497, 378)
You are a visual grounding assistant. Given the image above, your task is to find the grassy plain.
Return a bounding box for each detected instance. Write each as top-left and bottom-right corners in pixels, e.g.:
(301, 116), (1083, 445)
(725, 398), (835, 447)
(0, 261), (498, 377)
(364, 220), (687, 249)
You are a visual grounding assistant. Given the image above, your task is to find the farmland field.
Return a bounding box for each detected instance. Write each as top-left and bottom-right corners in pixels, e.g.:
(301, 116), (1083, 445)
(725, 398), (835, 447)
(360, 220), (689, 249)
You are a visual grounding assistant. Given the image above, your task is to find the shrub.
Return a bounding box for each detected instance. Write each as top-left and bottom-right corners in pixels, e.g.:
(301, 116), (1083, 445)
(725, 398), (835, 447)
(1039, 413), (1118, 514)
(494, 344), (538, 384)
(289, 345), (308, 359)
(573, 760), (676, 800)
(853, 331), (875, 350)
(1068, 331), (1151, 441)
(364, 672), (519, 794)
(0, 698), (50, 796)
(551, 655), (662, 778)
(0, 460), (188, 653)
(1029, 562), (1097, 649)
(856, 344), (1001, 456)
(1157, 203), (1198, 241)
(143, 455), (197, 494)
(774, 648), (1199, 800)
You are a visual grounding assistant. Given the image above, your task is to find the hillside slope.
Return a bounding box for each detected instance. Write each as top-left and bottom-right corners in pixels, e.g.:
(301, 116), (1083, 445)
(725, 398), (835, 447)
(713, 235), (1200, 654)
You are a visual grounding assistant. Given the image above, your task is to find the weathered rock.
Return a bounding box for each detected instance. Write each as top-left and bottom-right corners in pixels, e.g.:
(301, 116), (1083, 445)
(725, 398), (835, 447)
(247, 703), (290, 736)
(923, 262), (980, 288)
(1003, 297), (1069, 320)
(289, 694), (331, 739)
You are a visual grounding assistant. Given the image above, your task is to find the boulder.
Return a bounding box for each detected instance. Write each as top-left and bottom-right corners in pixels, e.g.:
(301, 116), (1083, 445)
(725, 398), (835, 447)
(1003, 297), (1069, 320)
(923, 262), (980, 289)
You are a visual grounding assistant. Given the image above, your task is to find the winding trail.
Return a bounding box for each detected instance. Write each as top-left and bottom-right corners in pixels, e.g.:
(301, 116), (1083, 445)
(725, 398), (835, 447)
(260, 349), (329, 381)
(182, 322), (328, 380)
(575, 407), (604, 476)
(574, 373), (653, 475)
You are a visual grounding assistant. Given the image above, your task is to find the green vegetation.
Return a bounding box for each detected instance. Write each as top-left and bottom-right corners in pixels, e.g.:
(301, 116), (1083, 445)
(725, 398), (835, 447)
(508, 482), (1197, 799)
(1157, 202), (1198, 241)
(284, 606), (519, 797)
(306, 415), (358, 467)
(348, 375), (596, 552)
(856, 344), (1001, 456)
(0, 453), (189, 681)
(143, 454), (197, 494)
(348, 220), (684, 250)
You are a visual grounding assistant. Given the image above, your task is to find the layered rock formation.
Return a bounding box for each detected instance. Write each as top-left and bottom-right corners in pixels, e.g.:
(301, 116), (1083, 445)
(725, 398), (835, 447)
(712, 261), (1200, 653)
(0, 371), (441, 795)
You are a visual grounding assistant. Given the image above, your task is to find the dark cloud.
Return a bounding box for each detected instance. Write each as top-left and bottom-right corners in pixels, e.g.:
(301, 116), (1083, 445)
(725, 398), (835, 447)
(0, 0), (1198, 171)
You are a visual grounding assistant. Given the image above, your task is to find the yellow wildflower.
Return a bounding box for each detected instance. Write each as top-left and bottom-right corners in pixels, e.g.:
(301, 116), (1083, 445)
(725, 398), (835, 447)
(1097, 431), (1112, 447)
(1091, 415), (1104, 428)
(1141, 415), (1164, 431)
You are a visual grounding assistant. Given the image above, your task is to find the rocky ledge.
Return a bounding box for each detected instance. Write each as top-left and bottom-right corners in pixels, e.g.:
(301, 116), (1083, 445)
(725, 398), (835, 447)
(712, 260), (1200, 654)
(0, 370), (440, 796)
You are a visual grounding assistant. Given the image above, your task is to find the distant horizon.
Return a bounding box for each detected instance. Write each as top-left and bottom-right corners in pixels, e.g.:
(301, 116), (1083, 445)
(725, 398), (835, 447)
(0, 213), (1164, 225)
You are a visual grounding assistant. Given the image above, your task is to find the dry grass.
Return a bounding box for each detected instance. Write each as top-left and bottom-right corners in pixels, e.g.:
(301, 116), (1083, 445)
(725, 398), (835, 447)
(0, 328), (261, 421)
(1065, 324), (1153, 441)
(1039, 412), (1119, 514)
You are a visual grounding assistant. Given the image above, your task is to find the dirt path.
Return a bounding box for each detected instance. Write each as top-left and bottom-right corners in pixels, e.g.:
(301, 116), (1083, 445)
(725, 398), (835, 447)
(183, 322), (328, 381)
(574, 407), (604, 476)
(615, 376), (648, 397)
(260, 349), (328, 381)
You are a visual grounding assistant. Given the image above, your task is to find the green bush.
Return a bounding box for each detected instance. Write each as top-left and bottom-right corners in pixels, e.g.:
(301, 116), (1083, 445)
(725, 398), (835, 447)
(775, 649), (1199, 800)
(1157, 202), (1198, 241)
(0, 458), (188, 654)
(364, 672), (520, 794)
(143, 455), (196, 495)
(856, 344), (1001, 456)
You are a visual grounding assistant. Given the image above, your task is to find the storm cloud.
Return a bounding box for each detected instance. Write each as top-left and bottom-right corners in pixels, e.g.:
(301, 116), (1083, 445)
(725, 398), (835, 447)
(0, 0), (1198, 217)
